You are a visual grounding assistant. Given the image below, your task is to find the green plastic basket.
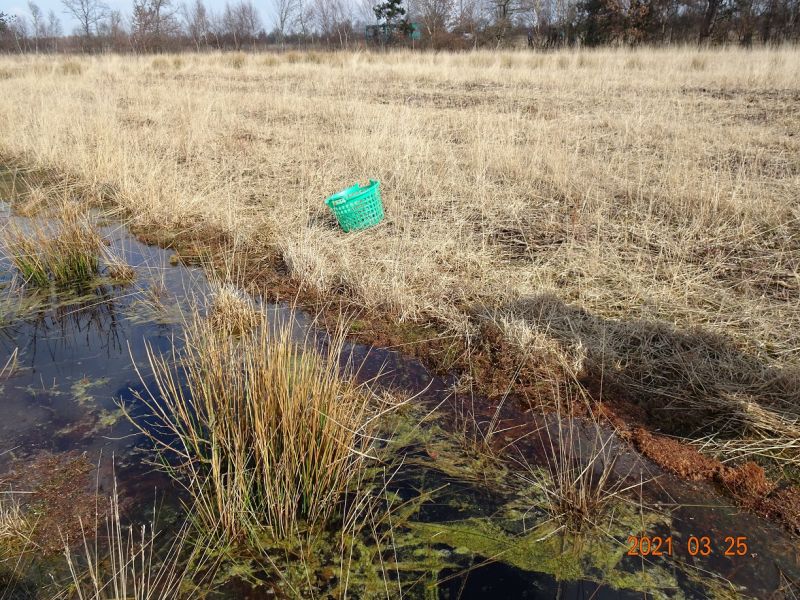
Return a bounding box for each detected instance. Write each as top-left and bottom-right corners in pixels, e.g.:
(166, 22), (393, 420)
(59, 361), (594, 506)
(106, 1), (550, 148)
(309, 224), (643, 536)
(325, 180), (384, 232)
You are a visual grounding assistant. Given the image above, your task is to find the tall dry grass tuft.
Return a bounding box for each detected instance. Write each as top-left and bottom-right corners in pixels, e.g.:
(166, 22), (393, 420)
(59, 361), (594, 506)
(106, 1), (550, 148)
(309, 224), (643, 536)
(128, 306), (380, 542)
(514, 366), (641, 533)
(1, 201), (102, 286)
(58, 480), (214, 600)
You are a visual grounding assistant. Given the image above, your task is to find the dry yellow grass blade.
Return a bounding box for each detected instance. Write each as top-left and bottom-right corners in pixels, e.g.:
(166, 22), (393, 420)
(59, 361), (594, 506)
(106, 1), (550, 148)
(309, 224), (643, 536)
(55, 475), (218, 600)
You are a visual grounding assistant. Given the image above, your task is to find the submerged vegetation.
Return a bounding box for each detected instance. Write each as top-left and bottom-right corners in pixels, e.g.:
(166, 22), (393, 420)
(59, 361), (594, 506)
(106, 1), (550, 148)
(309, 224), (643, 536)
(520, 414), (634, 535)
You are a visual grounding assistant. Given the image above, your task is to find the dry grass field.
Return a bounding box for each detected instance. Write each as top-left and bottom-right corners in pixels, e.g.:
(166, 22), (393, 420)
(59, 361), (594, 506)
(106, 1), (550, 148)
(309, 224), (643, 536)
(1, 47), (799, 471)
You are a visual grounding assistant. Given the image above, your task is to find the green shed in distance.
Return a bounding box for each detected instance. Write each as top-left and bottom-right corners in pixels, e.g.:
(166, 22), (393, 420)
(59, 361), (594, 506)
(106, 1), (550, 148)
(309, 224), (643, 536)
(365, 22), (421, 43)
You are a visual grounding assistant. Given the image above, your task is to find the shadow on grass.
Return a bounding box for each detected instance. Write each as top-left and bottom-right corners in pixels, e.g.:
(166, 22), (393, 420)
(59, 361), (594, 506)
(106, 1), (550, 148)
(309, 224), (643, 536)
(503, 293), (800, 442)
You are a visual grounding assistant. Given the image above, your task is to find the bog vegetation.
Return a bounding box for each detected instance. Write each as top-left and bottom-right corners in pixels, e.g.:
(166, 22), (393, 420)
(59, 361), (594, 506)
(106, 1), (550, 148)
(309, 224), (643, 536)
(0, 48), (800, 460)
(0, 198), (133, 287)
(2, 200), (102, 286)
(128, 304), (382, 542)
(0, 46), (799, 597)
(1, 48), (798, 469)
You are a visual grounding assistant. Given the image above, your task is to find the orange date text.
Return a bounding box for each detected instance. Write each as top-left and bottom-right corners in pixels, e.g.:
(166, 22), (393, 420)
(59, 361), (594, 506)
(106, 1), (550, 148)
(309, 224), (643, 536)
(626, 535), (748, 557)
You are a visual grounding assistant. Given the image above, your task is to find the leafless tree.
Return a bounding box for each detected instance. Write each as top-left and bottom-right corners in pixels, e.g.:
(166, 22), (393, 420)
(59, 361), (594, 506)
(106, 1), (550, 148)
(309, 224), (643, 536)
(699, 0), (723, 42)
(9, 14), (29, 52)
(273, 0), (300, 45)
(207, 7), (224, 46)
(98, 9), (128, 48)
(181, 0), (210, 49)
(409, 0), (454, 37)
(61, 0), (108, 39)
(223, 0), (261, 49)
(0, 0), (796, 52)
(132, 0), (181, 50)
(46, 9), (63, 37)
(294, 0), (316, 38)
(27, 1), (45, 51)
(515, 0), (542, 28)
(483, 0), (526, 42)
(447, 0), (482, 44)
(312, 0), (353, 44)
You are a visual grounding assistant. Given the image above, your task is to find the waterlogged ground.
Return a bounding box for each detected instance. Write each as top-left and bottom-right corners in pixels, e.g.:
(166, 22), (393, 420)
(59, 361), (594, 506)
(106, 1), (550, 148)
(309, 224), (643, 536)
(0, 195), (799, 598)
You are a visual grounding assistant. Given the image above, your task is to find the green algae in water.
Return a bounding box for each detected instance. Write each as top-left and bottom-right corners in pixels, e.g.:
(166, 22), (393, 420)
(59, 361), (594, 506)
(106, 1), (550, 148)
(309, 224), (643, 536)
(57, 407), (126, 437)
(71, 376), (110, 406)
(406, 508), (679, 598)
(17, 383), (63, 398)
(207, 491), (459, 600)
(365, 405), (747, 600)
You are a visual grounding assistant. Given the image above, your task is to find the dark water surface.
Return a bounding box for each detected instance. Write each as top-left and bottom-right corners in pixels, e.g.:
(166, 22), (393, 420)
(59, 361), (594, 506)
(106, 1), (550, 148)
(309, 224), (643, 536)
(1, 199), (799, 599)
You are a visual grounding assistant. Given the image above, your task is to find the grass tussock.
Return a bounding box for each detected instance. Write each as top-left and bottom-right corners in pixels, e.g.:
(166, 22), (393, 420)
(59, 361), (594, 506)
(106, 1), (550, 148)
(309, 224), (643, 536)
(151, 57), (171, 71)
(225, 52), (246, 69)
(514, 367), (639, 533)
(0, 476), (38, 590)
(260, 54), (280, 67)
(58, 60), (83, 76)
(129, 307), (380, 542)
(282, 51), (303, 64)
(1, 201), (133, 287)
(0, 497), (35, 563)
(206, 282), (260, 334)
(524, 417), (627, 534)
(2, 201), (102, 286)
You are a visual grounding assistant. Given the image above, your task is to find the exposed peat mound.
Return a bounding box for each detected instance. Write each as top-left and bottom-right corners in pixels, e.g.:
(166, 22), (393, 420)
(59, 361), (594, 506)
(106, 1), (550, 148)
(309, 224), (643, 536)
(632, 428), (800, 534)
(1, 452), (103, 554)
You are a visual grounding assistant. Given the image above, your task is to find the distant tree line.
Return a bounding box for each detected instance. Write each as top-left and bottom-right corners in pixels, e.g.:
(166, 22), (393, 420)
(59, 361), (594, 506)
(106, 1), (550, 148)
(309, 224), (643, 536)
(0, 0), (797, 53)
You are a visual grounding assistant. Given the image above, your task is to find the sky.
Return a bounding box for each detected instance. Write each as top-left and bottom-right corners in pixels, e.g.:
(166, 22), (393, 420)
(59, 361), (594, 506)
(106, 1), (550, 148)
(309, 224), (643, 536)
(1, 0), (279, 35)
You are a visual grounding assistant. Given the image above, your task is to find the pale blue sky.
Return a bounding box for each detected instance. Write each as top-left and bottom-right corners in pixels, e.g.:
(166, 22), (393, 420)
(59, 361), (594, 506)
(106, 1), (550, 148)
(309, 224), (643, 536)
(1, 0), (279, 34)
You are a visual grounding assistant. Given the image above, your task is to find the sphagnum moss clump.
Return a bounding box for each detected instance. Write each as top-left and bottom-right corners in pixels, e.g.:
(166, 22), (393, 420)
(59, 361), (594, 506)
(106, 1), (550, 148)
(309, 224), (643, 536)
(129, 307), (379, 543)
